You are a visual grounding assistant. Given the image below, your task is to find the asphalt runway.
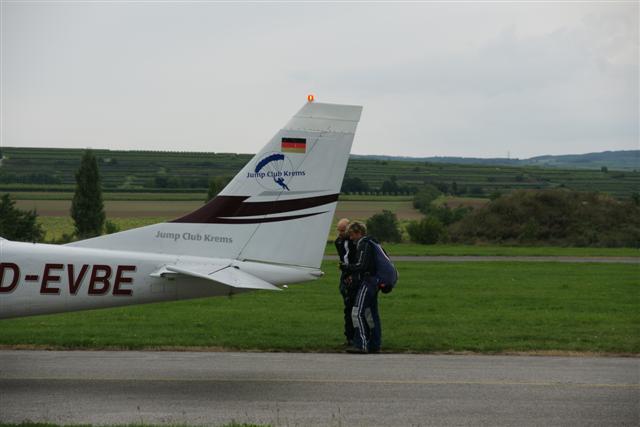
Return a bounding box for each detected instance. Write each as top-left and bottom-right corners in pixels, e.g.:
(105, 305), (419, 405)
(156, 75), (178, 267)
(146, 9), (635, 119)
(1, 351), (638, 426)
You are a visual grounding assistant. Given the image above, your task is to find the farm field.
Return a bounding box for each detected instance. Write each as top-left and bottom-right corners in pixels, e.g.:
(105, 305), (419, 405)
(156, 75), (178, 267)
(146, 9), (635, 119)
(18, 198), (420, 220)
(6, 191), (414, 202)
(8, 191), (207, 201)
(0, 261), (637, 354)
(19, 199), (204, 218)
(334, 200), (423, 221)
(2, 147), (639, 198)
(23, 197), (420, 241)
(37, 216), (169, 241)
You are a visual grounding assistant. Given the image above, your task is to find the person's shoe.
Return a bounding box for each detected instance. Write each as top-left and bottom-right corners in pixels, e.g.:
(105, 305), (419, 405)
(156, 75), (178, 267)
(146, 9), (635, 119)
(368, 348), (380, 354)
(346, 347), (367, 354)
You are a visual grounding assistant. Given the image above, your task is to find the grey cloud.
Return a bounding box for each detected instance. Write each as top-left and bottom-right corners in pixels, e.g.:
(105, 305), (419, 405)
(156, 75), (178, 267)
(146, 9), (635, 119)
(1, 2), (637, 158)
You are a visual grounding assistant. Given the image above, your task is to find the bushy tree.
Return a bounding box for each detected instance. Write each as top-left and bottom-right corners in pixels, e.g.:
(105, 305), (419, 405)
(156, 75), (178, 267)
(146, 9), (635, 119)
(433, 181), (449, 194)
(155, 175), (209, 189)
(366, 210), (402, 243)
(413, 184), (441, 213)
(341, 176), (370, 193)
(0, 194), (44, 242)
(449, 189), (640, 247)
(71, 150), (105, 239)
(470, 186), (485, 196)
(489, 191), (502, 201)
(104, 220), (120, 234)
(406, 216), (445, 244)
(205, 176), (231, 202)
(380, 179), (399, 194)
(427, 204), (472, 226)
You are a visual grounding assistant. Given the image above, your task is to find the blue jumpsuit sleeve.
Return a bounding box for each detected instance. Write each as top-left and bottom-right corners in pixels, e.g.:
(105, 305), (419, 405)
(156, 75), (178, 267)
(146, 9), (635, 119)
(343, 239), (375, 276)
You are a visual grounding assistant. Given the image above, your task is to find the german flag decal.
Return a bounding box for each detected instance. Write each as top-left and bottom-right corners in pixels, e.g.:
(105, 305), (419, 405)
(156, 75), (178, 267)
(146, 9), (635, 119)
(281, 137), (306, 153)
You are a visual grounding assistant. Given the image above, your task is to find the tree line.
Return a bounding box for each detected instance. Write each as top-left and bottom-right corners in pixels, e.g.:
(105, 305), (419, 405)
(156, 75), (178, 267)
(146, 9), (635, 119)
(3, 146), (639, 198)
(1, 151), (114, 242)
(0, 150), (233, 243)
(365, 187), (640, 248)
(2, 151), (639, 248)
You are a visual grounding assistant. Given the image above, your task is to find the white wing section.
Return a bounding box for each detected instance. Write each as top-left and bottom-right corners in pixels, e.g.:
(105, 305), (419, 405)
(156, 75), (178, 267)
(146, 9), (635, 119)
(153, 263), (281, 291)
(208, 266), (281, 291)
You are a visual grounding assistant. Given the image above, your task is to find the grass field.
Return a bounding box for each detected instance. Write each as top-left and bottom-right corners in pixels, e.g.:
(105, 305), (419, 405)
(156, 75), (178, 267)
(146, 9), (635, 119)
(334, 200), (423, 221)
(29, 197), (422, 241)
(20, 198), (420, 219)
(0, 262), (637, 353)
(20, 200), (205, 217)
(8, 191), (208, 201)
(325, 243), (640, 257)
(37, 216), (170, 241)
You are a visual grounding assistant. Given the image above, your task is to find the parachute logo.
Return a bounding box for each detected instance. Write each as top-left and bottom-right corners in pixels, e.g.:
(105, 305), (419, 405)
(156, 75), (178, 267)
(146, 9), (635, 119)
(247, 152), (306, 191)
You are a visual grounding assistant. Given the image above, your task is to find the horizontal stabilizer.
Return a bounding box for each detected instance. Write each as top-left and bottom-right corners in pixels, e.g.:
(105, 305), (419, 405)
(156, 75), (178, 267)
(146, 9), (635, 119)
(152, 263), (281, 291)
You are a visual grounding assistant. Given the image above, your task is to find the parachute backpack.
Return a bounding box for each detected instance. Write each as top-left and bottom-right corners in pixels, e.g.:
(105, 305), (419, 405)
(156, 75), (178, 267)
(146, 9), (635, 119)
(372, 241), (398, 293)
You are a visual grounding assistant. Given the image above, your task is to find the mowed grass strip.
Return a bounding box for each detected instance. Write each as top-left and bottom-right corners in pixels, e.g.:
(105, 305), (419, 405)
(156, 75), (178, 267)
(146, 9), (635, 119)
(22, 198), (420, 220)
(8, 191), (209, 201)
(37, 217), (170, 241)
(325, 243), (640, 257)
(18, 200), (205, 218)
(0, 262), (637, 353)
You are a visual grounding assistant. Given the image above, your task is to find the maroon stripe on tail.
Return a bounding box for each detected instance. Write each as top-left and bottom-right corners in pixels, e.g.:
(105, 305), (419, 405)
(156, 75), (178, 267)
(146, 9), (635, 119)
(209, 211), (327, 224)
(172, 193), (339, 224)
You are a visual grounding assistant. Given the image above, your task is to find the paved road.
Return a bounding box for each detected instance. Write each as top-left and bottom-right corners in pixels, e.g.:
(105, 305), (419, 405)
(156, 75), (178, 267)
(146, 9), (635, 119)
(324, 255), (639, 264)
(1, 351), (638, 426)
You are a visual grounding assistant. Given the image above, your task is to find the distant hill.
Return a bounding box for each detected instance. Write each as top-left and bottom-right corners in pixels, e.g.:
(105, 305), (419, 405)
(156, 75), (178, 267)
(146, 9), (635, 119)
(352, 150), (639, 171)
(1, 147), (638, 198)
(525, 151), (639, 170)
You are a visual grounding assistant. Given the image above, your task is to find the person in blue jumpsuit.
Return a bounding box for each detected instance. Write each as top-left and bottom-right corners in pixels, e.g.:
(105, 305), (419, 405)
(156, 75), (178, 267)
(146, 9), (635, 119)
(335, 218), (358, 346)
(340, 221), (382, 354)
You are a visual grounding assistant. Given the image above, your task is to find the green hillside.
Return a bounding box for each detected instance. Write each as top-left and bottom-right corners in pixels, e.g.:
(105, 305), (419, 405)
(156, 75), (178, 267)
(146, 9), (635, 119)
(1, 147), (638, 198)
(353, 150), (640, 170)
(525, 150), (639, 170)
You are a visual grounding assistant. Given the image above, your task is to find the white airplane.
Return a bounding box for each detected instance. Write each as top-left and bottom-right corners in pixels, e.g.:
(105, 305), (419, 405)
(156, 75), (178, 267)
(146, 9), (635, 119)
(0, 101), (362, 319)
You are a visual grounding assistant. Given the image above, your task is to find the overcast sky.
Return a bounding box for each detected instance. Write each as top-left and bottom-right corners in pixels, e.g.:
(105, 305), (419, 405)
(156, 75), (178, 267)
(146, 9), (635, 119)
(1, 1), (638, 158)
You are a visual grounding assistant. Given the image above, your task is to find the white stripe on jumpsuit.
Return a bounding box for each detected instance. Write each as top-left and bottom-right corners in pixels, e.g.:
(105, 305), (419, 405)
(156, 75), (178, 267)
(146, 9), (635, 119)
(352, 282), (368, 349)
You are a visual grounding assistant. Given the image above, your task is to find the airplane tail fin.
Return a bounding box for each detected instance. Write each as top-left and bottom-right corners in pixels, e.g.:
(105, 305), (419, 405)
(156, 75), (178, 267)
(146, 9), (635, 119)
(69, 101), (362, 269)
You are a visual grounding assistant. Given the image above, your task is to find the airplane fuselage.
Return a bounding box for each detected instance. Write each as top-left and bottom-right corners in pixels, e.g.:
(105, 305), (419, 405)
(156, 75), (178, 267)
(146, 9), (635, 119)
(0, 101), (361, 320)
(0, 241), (319, 319)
